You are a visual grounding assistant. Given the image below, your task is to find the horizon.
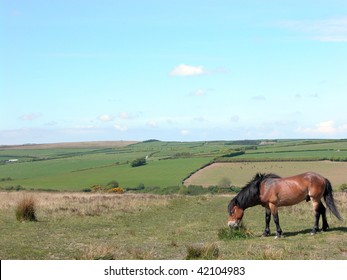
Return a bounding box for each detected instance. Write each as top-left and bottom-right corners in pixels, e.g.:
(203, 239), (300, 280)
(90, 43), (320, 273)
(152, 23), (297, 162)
(1, 137), (347, 148)
(2, 1), (347, 145)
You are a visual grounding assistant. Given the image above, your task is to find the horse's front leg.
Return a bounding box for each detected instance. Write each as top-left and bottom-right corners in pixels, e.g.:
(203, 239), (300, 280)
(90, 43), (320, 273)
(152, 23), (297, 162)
(263, 208), (271, 236)
(269, 203), (283, 238)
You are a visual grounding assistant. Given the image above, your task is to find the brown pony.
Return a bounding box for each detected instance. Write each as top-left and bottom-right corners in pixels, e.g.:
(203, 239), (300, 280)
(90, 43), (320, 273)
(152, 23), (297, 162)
(227, 172), (342, 237)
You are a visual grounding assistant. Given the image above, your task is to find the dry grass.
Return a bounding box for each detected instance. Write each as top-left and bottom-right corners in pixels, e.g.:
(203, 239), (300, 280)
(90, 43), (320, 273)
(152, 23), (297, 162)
(0, 191), (346, 260)
(15, 195), (37, 222)
(186, 243), (220, 260)
(80, 244), (117, 260)
(0, 191), (174, 219)
(185, 161), (347, 187)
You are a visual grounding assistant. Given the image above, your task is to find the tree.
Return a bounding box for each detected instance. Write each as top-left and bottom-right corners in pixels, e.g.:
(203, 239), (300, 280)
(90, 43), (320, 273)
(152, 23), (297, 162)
(131, 157), (146, 167)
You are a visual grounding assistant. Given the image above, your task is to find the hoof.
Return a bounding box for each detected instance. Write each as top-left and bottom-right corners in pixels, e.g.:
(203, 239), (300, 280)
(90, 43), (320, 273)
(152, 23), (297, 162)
(274, 235), (284, 239)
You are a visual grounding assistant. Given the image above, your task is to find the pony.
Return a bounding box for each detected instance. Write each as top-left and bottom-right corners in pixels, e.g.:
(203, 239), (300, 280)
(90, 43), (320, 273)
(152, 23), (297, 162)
(227, 172), (342, 237)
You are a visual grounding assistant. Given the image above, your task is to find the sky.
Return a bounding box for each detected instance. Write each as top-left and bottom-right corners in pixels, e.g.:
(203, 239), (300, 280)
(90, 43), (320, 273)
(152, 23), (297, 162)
(1, 0), (347, 144)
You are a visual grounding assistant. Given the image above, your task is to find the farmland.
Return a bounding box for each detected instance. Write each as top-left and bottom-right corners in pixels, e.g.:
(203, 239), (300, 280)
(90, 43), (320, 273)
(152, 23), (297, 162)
(0, 139), (347, 260)
(1, 139), (347, 191)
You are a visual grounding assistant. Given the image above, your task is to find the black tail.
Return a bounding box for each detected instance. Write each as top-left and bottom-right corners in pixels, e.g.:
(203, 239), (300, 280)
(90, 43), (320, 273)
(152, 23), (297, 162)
(324, 178), (343, 221)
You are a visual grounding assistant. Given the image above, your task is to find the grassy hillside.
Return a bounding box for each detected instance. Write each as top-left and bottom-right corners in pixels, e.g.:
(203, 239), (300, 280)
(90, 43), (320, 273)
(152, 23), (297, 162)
(1, 139), (347, 191)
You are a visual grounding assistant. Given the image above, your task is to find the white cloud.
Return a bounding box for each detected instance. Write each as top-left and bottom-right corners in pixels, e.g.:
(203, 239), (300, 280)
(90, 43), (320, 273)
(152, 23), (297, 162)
(98, 114), (114, 122)
(193, 117), (207, 122)
(20, 113), (42, 121)
(280, 17), (347, 42)
(147, 120), (158, 128)
(298, 120), (347, 135)
(170, 64), (205, 76)
(118, 112), (134, 120)
(180, 129), (190, 135)
(251, 95), (266, 101)
(230, 115), (239, 122)
(194, 89), (206, 96)
(113, 124), (128, 132)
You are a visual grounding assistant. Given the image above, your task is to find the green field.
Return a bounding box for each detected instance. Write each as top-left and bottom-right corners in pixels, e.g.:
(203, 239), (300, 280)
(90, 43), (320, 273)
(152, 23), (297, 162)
(1, 139), (347, 191)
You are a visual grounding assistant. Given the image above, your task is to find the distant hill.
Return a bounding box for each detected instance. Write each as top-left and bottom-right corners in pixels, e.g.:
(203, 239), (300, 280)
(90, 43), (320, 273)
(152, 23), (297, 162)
(0, 141), (138, 150)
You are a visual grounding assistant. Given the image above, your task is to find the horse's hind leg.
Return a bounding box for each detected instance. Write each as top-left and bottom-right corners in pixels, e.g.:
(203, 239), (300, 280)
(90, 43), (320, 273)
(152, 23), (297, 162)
(311, 200), (328, 234)
(273, 212), (283, 238)
(263, 208), (271, 236)
(311, 200), (320, 234)
(320, 202), (329, 231)
(269, 203), (283, 238)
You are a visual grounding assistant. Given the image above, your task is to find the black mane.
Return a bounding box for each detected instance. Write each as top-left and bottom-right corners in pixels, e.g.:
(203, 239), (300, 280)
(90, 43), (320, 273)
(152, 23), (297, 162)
(228, 173), (280, 213)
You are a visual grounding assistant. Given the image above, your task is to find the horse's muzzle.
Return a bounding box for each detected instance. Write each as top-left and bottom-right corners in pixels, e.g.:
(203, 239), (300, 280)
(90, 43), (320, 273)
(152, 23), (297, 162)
(227, 221), (239, 228)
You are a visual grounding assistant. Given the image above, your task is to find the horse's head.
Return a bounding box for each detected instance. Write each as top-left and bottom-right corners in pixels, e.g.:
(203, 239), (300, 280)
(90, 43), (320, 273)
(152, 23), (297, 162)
(227, 198), (244, 227)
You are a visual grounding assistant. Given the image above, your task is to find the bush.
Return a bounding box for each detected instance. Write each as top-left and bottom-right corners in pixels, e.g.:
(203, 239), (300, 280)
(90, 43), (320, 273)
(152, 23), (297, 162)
(131, 158), (146, 167)
(107, 187), (124, 194)
(4, 185), (26, 191)
(106, 180), (119, 189)
(91, 185), (104, 192)
(218, 177), (231, 188)
(15, 196), (37, 222)
(340, 183), (347, 192)
(125, 183), (145, 192)
(179, 185), (208, 196)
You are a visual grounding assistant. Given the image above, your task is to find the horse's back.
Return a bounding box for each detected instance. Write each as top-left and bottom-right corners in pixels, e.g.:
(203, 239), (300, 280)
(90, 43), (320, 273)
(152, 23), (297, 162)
(260, 172), (326, 207)
(283, 171), (325, 182)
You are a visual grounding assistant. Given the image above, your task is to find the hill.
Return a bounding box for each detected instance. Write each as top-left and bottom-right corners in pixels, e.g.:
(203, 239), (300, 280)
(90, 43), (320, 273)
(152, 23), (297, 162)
(1, 139), (347, 192)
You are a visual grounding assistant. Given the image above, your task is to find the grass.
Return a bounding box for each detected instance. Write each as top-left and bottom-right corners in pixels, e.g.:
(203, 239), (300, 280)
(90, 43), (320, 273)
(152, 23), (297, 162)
(218, 224), (254, 240)
(185, 243), (219, 260)
(0, 157), (213, 190)
(0, 191), (346, 260)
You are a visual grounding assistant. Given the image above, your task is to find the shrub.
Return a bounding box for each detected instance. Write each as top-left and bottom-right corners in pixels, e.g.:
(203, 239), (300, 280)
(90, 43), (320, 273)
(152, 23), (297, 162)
(15, 196), (37, 222)
(218, 177), (231, 188)
(131, 158), (146, 167)
(107, 187), (124, 194)
(91, 185), (104, 192)
(221, 150), (245, 157)
(4, 185), (26, 191)
(340, 183), (347, 192)
(106, 180), (119, 189)
(0, 177), (13, 182)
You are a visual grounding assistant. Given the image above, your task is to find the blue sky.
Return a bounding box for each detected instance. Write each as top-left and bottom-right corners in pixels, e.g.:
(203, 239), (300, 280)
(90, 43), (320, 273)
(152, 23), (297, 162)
(1, 0), (347, 144)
